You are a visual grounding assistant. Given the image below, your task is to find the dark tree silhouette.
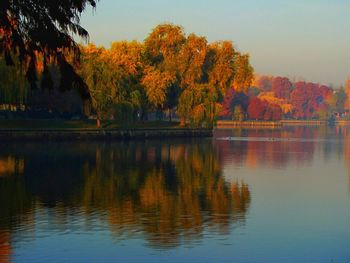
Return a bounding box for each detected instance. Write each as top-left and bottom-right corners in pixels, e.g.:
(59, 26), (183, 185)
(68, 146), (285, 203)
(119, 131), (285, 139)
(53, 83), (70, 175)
(220, 88), (249, 118)
(0, 0), (96, 60)
(0, 0), (96, 94)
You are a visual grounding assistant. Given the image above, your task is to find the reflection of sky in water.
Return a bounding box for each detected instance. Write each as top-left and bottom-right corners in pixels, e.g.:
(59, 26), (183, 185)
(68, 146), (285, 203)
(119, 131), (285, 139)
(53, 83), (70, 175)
(1, 126), (350, 262)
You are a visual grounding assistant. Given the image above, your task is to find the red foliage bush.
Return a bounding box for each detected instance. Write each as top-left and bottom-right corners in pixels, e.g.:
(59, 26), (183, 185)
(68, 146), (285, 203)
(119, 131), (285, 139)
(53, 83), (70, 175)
(248, 98), (267, 120)
(248, 98), (282, 121)
(290, 81), (328, 119)
(272, 77), (293, 99)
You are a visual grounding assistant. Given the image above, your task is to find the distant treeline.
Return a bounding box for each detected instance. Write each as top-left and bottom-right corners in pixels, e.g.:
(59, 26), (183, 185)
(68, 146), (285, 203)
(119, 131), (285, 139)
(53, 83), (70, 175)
(221, 75), (350, 121)
(0, 23), (349, 125)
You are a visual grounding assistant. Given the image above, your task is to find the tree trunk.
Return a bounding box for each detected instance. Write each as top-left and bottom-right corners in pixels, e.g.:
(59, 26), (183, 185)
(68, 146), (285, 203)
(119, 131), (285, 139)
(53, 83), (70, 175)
(180, 117), (186, 127)
(96, 118), (101, 128)
(168, 108), (172, 122)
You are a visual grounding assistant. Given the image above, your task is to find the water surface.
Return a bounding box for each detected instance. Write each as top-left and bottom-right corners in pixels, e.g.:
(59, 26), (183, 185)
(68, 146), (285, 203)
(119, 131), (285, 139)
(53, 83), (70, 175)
(0, 126), (350, 262)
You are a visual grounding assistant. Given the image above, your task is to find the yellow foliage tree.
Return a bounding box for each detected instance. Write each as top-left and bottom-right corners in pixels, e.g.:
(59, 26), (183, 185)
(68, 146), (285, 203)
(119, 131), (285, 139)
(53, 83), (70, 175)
(141, 66), (175, 109)
(232, 53), (254, 93)
(207, 41), (236, 96)
(258, 91), (293, 115)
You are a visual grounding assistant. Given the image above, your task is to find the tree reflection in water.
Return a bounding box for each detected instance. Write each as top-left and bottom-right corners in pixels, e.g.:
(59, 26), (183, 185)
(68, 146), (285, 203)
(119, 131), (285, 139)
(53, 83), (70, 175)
(0, 139), (250, 251)
(81, 141), (250, 248)
(215, 126), (350, 168)
(0, 230), (11, 263)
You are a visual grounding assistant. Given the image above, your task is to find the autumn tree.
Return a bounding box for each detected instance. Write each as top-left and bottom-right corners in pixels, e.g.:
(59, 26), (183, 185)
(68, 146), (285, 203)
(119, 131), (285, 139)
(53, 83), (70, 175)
(176, 33), (212, 125)
(247, 98), (267, 120)
(253, 75), (273, 91)
(141, 66), (174, 111)
(272, 76), (293, 99)
(0, 21), (256, 124)
(258, 91), (293, 116)
(264, 103), (283, 121)
(247, 97), (282, 121)
(108, 41), (146, 121)
(178, 34), (207, 87)
(78, 41), (153, 126)
(290, 82), (329, 119)
(205, 41), (235, 96)
(176, 33), (231, 127)
(232, 54), (254, 93)
(143, 24), (185, 120)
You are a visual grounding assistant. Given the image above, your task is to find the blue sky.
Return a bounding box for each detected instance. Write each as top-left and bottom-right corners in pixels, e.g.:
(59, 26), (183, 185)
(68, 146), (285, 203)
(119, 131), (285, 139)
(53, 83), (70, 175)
(81, 0), (350, 86)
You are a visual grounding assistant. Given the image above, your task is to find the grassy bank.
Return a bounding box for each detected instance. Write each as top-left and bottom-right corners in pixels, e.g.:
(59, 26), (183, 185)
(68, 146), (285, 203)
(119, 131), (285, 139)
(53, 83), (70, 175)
(0, 119), (212, 141)
(0, 119), (181, 130)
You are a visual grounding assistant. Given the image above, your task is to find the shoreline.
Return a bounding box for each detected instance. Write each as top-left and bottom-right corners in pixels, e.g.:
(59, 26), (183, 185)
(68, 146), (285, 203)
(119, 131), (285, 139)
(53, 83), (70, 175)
(216, 120), (350, 129)
(1, 119), (349, 141)
(0, 128), (213, 141)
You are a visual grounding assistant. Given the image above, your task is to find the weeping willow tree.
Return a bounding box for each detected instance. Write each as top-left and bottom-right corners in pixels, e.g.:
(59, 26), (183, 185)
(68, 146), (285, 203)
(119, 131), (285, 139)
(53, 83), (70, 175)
(0, 57), (28, 108)
(0, 0), (97, 96)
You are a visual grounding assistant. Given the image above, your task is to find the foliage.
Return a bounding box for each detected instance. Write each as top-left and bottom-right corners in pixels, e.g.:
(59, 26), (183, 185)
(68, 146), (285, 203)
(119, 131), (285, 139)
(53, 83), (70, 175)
(0, 0), (97, 91)
(206, 41), (235, 95)
(253, 75), (273, 91)
(232, 54), (254, 92)
(143, 24), (184, 115)
(247, 97), (282, 121)
(0, 22), (257, 126)
(232, 105), (245, 121)
(0, 57), (28, 105)
(272, 77), (293, 99)
(331, 89), (346, 112)
(144, 23), (185, 71)
(141, 66), (175, 109)
(258, 91), (293, 115)
(4, 15), (350, 123)
(250, 75), (348, 121)
(78, 44), (114, 119)
(220, 89), (248, 119)
(247, 97), (267, 120)
(290, 82), (327, 119)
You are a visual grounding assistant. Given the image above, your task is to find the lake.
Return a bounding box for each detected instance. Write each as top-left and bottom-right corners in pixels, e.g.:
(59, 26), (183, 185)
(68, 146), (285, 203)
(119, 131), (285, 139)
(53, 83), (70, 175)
(0, 126), (350, 262)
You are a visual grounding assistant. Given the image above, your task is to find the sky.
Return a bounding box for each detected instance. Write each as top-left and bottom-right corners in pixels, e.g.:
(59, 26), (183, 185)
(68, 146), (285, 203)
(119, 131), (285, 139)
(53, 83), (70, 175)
(80, 0), (350, 86)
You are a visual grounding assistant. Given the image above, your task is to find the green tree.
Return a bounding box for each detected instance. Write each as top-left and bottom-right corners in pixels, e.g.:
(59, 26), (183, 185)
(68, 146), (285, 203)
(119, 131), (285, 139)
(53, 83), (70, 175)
(232, 105), (245, 121)
(316, 108), (331, 121)
(78, 44), (115, 127)
(328, 89), (347, 113)
(109, 41), (147, 121)
(0, 57), (28, 107)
